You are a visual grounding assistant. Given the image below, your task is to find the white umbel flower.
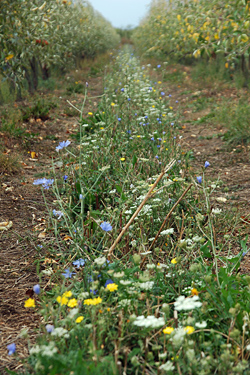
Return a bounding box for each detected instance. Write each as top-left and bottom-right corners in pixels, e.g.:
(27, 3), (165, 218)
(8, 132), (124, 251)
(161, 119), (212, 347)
(174, 295), (202, 311)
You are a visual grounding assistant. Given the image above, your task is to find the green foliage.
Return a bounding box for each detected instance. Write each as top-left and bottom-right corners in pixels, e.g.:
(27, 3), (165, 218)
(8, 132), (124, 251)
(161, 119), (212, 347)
(21, 98), (57, 121)
(0, 0), (120, 93)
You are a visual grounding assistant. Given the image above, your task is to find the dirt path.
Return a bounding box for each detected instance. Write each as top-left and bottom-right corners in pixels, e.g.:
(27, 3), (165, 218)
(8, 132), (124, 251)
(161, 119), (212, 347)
(0, 73), (104, 373)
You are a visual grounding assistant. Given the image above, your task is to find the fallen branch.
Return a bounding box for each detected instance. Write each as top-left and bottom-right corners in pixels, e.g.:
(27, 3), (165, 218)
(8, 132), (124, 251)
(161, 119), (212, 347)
(107, 159), (176, 258)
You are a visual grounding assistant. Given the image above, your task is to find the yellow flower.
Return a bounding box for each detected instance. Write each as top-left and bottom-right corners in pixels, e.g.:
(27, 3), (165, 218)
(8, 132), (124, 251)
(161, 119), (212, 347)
(163, 327), (174, 334)
(93, 297), (102, 305)
(84, 297), (102, 306)
(111, 102), (115, 106)
(152, 105), (155, 108)
(24, 298), (36, 308)
(177, 14), (181, 21)
(107, 308), (111, 312)
(185, 326), (195, 334)
(63, 291), (72, 298)
(75, 316), (84, 323)
(67, 298), (78, 308)
(106, 283), (118, 292)
(88, 112), (93, 115)
(120, 157), (125, 161)
(100, 127), (104, 130)
(169, 106), (173, 110)
(137, 135), (141, 138)
(5, 54), (14, 61)
(158, 81), (162, 84)
(225, 62), (229, 69)
(56, 296), (68, 305)
(191, 288), (199, 296)
(171, 258), (177, 264)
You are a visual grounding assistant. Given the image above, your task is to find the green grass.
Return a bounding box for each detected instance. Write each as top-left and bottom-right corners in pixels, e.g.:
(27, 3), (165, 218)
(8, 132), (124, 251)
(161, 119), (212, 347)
(215, 97), (250, 145)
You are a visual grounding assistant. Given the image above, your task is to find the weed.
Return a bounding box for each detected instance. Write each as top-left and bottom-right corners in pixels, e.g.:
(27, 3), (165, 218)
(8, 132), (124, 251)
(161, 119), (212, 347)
(215, 98), (250, 145)
(0, 153), (22, 174)
(22, 99), (57, 121)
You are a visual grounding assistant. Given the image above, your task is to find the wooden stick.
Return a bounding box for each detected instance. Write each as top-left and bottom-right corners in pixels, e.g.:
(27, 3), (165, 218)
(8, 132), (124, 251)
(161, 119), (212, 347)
(107, 159), (176, 258)
(140, 183), (193, 268)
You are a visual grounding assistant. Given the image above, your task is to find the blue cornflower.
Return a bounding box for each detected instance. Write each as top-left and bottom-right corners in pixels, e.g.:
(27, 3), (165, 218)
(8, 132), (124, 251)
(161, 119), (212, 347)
(148, 87), (152, 91)
(88, 276), (93, 283)
(145, 116), (148, 119)
(7, 343), (16, 355)
(162, 131), (166, 135)
(155, 155), (159, 159)
(171, 123), (174, 126)
(118, 118), (121, 121)
(169, 94), (172, 97)
(157, 64), (161, 68)
(173, 136), (176, 139)
(127, 130), (131, 134)
(105, 279), (114, 287)
(63, 175), (68, 181)
(158, 138), (162, 141)
(204, 161), (210, 168)
(53, 209), (63, 219)
(151, 137), (155, 141)
(33, 178), (54, 189)
(33, 284), (40, 294)
(135, 113), (137, 116)
(62, 268), (75, 278)
(157, 145), (160, 148)
(46, 324), (54, 333)
(197, 176), (202, 184)
(176, 100), (179, 103)
(73, 258), (86, 268)
(161, 92), (165, 96)
(56, 140), (71, 152)
(129, 137), (133, 139)
(79, 194), (83, 199)
(90, 289), (97, 295)
(121, 88), (124, 92)
(242, 252), (247, 257)
(128, 98), (131, 101)
(100, 222), (112, 232)
(86, 82), (89, 87)
(37, 245), (43, 248)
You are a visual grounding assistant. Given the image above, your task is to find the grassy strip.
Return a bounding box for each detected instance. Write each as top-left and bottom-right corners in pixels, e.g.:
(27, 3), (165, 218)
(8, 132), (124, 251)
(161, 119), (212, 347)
(9, 46), (250, 375)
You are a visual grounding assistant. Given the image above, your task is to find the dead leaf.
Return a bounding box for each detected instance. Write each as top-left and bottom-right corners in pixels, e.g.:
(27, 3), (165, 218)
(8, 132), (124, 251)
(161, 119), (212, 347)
(216, 197), (227, 203)
(38, 231), (46, 239)
(0, 221), (13, 231)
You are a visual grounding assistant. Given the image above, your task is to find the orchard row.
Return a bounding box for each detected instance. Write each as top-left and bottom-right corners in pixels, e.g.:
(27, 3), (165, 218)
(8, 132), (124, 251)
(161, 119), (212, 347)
(133, 0), (250, 70)
(0, 0), (120, 93)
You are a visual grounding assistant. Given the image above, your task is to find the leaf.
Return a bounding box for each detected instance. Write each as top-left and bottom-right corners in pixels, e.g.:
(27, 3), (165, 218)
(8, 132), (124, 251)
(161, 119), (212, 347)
(0, 221), (13, 231)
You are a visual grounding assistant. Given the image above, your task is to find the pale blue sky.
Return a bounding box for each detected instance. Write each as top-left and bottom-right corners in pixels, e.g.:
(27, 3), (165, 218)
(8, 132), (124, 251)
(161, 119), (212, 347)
(88, 0), (151, 28)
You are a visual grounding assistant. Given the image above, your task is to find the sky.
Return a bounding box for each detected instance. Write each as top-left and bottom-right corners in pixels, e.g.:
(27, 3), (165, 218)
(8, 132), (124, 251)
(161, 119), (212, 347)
(87, 0), (151, 28)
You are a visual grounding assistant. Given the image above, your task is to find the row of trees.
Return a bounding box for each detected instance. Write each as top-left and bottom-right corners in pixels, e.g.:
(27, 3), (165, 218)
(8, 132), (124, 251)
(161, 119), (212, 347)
(133, 0), (250, 71)
(0, 0), (120, 95)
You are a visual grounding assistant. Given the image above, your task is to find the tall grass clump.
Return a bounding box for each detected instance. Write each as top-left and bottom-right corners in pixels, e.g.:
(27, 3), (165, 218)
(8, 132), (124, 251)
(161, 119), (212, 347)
(9, 47), (250, 375)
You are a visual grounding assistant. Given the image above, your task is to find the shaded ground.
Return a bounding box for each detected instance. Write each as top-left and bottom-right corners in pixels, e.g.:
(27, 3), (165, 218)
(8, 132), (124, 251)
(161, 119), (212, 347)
(0, 68), (104, 373)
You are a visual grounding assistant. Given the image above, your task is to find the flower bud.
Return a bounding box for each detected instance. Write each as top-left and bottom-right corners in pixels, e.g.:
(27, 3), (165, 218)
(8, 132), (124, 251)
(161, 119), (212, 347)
(132, 254), (141, 265)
